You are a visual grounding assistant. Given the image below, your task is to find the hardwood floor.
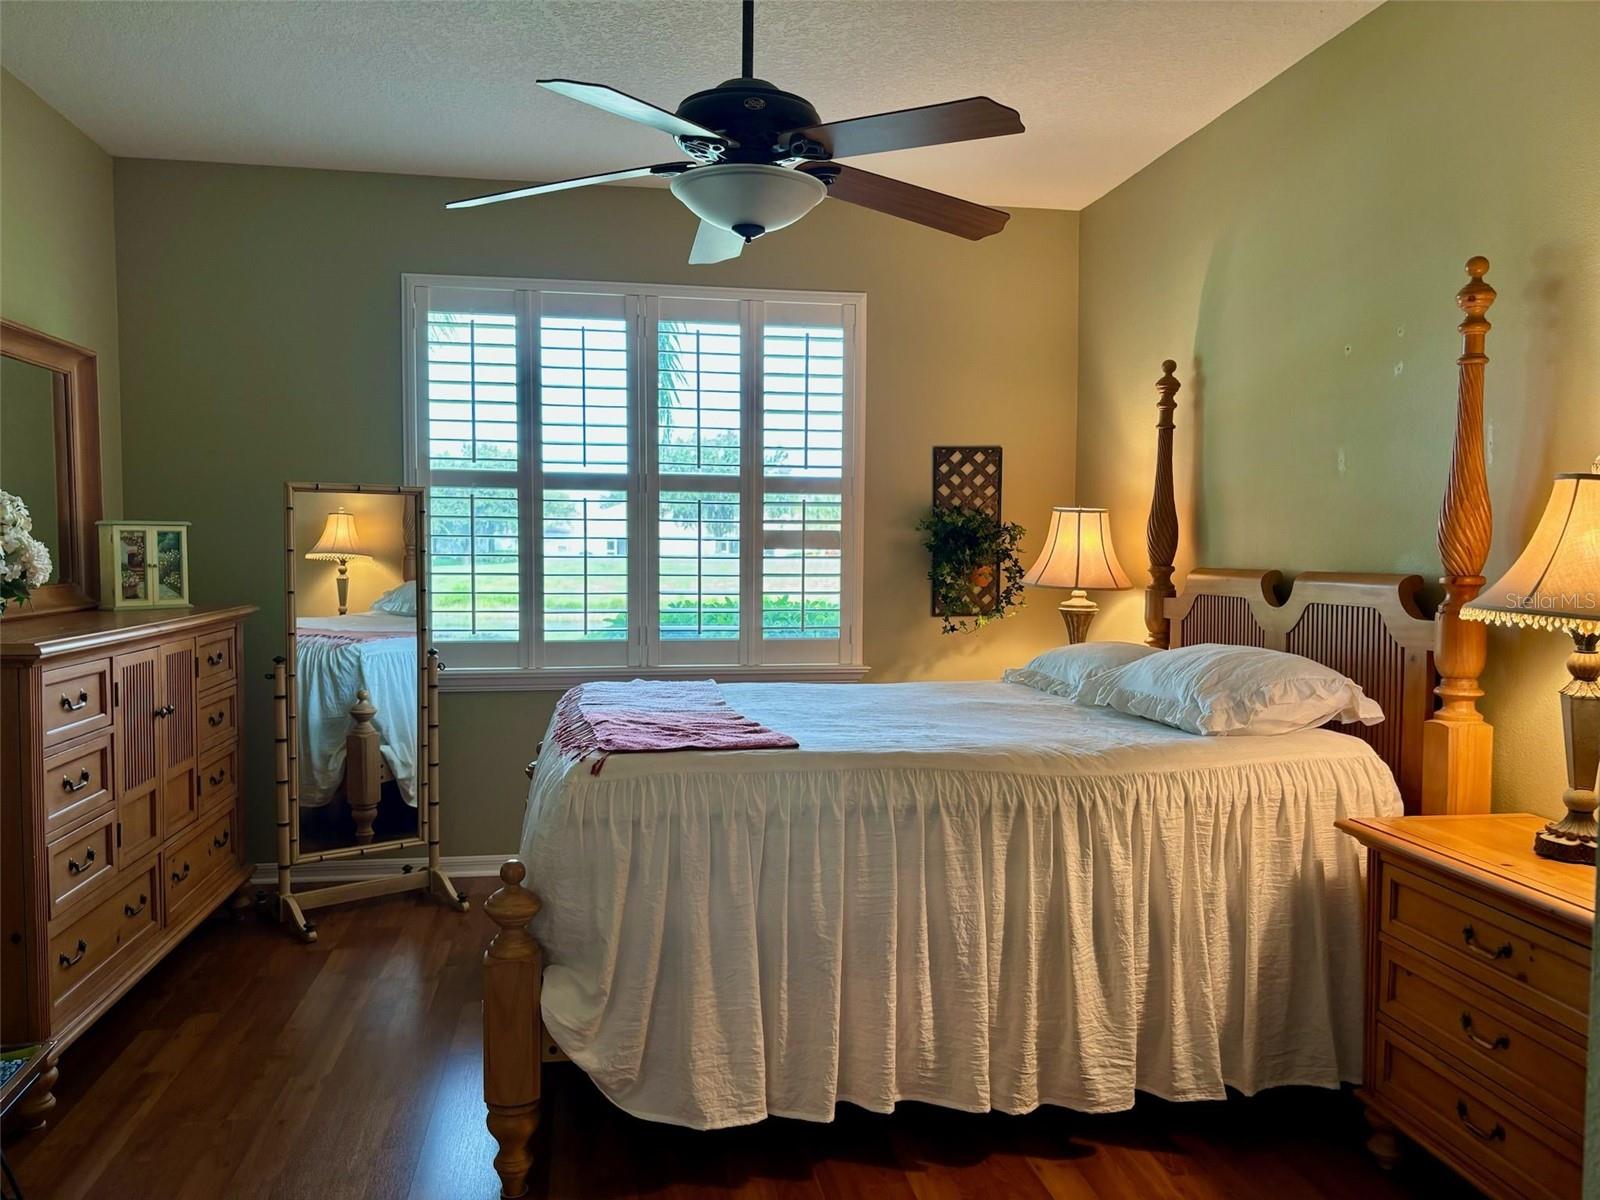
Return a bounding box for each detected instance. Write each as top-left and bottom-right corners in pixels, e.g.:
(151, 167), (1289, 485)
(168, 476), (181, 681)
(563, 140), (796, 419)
(5, 880), (1482, 1200)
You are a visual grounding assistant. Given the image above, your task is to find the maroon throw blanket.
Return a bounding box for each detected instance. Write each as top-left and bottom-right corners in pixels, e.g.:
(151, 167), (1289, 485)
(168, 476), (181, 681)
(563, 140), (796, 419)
(549, 680), (797, 773)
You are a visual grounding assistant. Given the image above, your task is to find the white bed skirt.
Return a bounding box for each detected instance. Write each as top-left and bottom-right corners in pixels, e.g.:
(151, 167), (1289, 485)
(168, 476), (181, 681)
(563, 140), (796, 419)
(524, 683), (1398, 1130)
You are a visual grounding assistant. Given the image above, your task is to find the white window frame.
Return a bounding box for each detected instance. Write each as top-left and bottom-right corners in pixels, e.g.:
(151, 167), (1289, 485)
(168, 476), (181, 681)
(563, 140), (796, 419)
(403, 273), (868, 691)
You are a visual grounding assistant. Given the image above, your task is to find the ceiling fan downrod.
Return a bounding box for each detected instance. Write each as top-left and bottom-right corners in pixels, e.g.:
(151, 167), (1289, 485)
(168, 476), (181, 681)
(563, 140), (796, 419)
(742, 0), (755, 80)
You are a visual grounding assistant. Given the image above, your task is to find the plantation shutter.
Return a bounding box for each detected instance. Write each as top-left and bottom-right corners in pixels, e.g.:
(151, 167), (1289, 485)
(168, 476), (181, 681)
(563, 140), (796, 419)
(416, 285), (524, 669)
(758, 300), (855, 665)
(647, 295), (745, 666)
(536, 291), (636, 668)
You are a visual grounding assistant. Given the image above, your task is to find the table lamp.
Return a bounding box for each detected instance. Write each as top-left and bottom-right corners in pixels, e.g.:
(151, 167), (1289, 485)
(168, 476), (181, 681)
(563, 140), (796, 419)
(1022, 506), (1131, 643)
(1463, 457), (1600, 864)
(306, 507), (372, 616)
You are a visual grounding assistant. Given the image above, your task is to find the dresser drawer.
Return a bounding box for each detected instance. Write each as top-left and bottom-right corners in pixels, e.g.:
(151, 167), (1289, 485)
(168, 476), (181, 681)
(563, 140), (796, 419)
(1378, 944), (1586, 1135)
(43, 732), (114, 836)
(1379, 861), (1589, 1032)
(197, 688), (237, 751)
(49, 859), (159, 1018)
(196, 629), (237, 690)
(163, 809), (236, 924)
(41, 659), (112, 747)
(47, 810), (117, 918)
(198, 743), (237, 815)
(1373, 1023), (1581, 1200)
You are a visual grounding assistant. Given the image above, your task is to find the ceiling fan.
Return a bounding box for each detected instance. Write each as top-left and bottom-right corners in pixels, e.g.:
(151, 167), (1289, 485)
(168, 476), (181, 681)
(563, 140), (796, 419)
(446, 0), (1025, 264)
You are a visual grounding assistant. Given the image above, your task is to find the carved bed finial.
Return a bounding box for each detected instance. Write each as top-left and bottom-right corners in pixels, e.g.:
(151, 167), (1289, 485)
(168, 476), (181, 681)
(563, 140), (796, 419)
(1144, 360), (1182, 648)
(1422, 256), (1496, 814)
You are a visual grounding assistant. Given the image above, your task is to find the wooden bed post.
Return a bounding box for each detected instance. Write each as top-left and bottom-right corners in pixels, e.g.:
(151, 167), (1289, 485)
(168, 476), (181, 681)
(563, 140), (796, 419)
(345, 690), (381, 843)
(1145, 360), (1182, 648)
(485, 860), (542, 1199)
(1422, 256), (1496, 815)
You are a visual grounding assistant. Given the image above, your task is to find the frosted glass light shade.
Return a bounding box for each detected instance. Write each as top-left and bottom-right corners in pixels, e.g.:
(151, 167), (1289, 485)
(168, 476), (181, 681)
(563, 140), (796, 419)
(671, 164), (825, 236)
(1022, 507), (1131, 592)
(306, 508), (372, 563)
(1463, 459), (1600, 636)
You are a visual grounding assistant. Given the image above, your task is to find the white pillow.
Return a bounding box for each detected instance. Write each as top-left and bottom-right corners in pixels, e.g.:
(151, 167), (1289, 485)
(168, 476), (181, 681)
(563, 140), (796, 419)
(370, 580), (417, 617)
(1086, 643), (1385, 736)
(1003, 641), (1159, 703)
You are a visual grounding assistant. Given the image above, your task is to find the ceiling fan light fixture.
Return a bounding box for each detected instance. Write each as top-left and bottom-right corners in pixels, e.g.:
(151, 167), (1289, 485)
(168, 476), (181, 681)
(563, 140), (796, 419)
(670, 163), (826, 242)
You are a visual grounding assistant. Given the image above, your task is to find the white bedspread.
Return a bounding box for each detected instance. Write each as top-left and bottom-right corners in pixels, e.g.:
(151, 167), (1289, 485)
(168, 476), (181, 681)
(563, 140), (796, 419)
(521, 680), (1401, 1129)
(296, 613), (418, 807)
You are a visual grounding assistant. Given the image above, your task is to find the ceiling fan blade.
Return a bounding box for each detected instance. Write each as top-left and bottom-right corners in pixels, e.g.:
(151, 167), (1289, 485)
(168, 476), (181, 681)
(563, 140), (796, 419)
(785, 97), (1022, 159)
(446, 163), (690, 210)
(803, 164), (1009, 240)
(538, 79), (735, 145)
(689, 221), (746, 265)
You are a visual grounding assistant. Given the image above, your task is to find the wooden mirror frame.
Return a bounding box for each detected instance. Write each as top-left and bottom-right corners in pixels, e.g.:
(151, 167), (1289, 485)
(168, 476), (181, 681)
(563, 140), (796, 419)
(274, 481), (466, 941)
(0, 319), (103, 617)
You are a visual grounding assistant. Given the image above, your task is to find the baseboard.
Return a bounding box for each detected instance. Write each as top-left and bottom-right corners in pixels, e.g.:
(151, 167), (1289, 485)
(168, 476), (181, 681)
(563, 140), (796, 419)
(249, 854), (511, 886)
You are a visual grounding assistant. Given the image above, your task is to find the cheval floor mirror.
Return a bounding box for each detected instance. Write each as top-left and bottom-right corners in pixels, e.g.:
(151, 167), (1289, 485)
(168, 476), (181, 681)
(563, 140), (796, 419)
(273, 482), (467, 941)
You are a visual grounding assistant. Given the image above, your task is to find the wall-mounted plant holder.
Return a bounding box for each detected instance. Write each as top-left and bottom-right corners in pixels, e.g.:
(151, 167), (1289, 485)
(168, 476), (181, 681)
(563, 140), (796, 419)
(929, 446), (1003, 619)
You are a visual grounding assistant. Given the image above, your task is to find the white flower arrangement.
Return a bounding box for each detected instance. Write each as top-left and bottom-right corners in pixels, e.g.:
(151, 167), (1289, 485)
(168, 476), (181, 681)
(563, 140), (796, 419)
(1, 489), (54, 612)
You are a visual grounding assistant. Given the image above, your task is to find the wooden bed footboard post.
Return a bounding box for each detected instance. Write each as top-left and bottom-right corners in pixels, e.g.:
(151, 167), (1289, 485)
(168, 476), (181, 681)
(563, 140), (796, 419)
(345, 689), (381, 843)
(1422, 256), (1496, 814)
(484, 859), (542, 1199)
(1145, 360), (1182, 648)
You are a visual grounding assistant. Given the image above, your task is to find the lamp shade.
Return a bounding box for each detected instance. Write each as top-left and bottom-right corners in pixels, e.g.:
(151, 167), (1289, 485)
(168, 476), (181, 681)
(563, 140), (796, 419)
(1022, 507), (1131, 592)
(305, 508), (372, 563)
(1462, 458), (1600, 636)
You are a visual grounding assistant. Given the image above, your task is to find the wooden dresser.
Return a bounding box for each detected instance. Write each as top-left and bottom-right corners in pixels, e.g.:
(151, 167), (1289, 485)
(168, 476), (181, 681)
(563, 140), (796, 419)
(1338, 814), (1592, 1200)
(0, 605), (255, 1126)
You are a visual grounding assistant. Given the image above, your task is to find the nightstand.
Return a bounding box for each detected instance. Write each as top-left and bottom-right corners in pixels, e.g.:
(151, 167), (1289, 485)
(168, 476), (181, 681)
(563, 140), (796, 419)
(1337, 813), (1593, 1200)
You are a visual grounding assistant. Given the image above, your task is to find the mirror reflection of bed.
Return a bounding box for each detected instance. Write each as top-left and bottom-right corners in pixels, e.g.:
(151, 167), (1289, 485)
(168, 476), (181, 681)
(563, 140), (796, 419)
(292, 489), (421, 854)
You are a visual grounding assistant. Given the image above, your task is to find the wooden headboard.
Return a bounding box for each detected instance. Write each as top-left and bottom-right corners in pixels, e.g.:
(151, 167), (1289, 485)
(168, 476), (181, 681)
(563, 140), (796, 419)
(1166, 569), (1436, 810)
(1137, 257), (1498, 816)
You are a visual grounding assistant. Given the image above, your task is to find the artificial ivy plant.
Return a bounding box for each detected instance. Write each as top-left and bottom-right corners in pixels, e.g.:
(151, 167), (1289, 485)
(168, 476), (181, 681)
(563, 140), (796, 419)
(917, 505), (1027, 634)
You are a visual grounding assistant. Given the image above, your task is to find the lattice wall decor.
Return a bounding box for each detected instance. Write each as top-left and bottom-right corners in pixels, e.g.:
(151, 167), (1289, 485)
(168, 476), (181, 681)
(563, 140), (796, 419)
(930, 446), (1003, 617)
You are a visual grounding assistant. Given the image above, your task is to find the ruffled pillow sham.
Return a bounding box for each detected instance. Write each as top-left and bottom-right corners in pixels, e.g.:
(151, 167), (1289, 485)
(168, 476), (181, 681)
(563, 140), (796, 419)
(1086, 642), (1384, 736)
(1002, 641), (1159, 703)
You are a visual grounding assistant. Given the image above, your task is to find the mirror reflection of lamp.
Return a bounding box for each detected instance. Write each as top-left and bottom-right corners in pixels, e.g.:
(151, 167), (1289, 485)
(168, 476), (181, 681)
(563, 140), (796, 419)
(305, 508), (372, 615)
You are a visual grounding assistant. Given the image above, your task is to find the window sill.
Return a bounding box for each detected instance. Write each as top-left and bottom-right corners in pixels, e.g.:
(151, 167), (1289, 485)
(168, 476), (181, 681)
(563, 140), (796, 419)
(438, 663), (873, 693)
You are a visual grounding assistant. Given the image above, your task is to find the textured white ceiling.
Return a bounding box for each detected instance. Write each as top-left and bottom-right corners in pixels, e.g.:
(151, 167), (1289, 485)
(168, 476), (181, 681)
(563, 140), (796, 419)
(1, 0), (1377, 210)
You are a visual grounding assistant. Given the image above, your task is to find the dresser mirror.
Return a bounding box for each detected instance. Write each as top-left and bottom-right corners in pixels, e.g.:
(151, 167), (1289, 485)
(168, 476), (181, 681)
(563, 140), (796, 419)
(0, 320), (103, 617)
(274, 481), (465, 940)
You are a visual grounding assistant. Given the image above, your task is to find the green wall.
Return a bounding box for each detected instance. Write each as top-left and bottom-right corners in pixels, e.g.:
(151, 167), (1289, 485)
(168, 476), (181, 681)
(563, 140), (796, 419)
(110, 159), (1078, 861)
(1071, 6), (1600, 1176)
(0, 69), (123, 515)
(1076, 0), (1600, 821)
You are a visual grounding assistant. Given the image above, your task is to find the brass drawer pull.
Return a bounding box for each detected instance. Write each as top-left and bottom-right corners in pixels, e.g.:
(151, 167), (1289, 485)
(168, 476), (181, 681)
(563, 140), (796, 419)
(1455, 1099), (1505, 1143)
(67, 847), (97, 875)
(59, 939), (88, 968)
(213, 830), (230, 850)
(172, 862), (191, 884)
(60, 689), (89, 712)
(208, 769), (227, 787)
(124, 894), (148, 918)
(1460, 925), (1513, 961)
(62, 767), (92, 793)
(208, 709), (227, 727)
(1460, 1012), (1510, 1052)
(207, 651), (226, 667)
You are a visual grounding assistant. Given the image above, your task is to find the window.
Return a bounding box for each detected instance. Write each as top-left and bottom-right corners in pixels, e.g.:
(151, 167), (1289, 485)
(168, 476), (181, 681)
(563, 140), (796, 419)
(405, 275), (865, 686)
